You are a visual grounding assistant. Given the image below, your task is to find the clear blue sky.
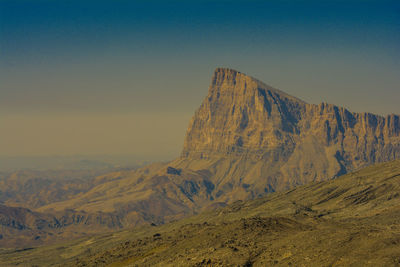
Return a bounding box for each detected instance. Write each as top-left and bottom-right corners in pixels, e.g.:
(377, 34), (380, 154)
(1, 0), (399, 158)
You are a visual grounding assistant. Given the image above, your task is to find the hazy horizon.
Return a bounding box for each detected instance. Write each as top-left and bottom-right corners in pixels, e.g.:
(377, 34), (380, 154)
(0, 153), (170, 172)
(1, 0), (399, 158)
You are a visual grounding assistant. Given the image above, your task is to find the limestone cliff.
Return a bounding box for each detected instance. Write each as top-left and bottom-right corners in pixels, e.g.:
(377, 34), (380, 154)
(177, 68), (400, 198)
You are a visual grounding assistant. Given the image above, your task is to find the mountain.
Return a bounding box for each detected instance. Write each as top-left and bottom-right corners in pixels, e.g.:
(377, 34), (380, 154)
(32, 68), (400, 230)
(2, 159), (399, 266)
(2, 68), (399, 248)
(177, 68), (400, 195)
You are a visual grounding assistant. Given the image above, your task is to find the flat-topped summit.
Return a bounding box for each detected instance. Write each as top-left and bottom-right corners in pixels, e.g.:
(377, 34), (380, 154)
(210, 67), (303, 101)
(210, 67), (257, 90)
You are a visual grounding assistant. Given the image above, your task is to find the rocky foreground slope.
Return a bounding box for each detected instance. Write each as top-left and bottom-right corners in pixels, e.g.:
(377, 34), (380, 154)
(2, 160), (399, 266)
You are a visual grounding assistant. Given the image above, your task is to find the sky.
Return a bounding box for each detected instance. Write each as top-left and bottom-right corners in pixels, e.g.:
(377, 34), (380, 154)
(1, 0), (399, 159)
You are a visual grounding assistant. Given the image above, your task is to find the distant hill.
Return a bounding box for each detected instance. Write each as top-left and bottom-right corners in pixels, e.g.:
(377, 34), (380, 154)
(2, 159), (399, 266)
(0, 203), (124, 248)
(0, 169), (113, 209)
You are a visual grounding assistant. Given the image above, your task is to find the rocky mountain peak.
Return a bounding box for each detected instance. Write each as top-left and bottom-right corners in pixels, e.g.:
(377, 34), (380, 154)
(209, 68), (299, 100)
(182, 68), (308, 159)
(211, 68), (256, 88)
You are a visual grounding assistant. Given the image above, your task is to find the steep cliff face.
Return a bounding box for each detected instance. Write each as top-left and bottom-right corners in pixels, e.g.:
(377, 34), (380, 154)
(182, 68), (306, 158)
(178, 68), (400, 197)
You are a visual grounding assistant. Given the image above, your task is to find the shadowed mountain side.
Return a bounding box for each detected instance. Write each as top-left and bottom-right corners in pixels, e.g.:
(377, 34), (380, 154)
(2, 160), (399, 266)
